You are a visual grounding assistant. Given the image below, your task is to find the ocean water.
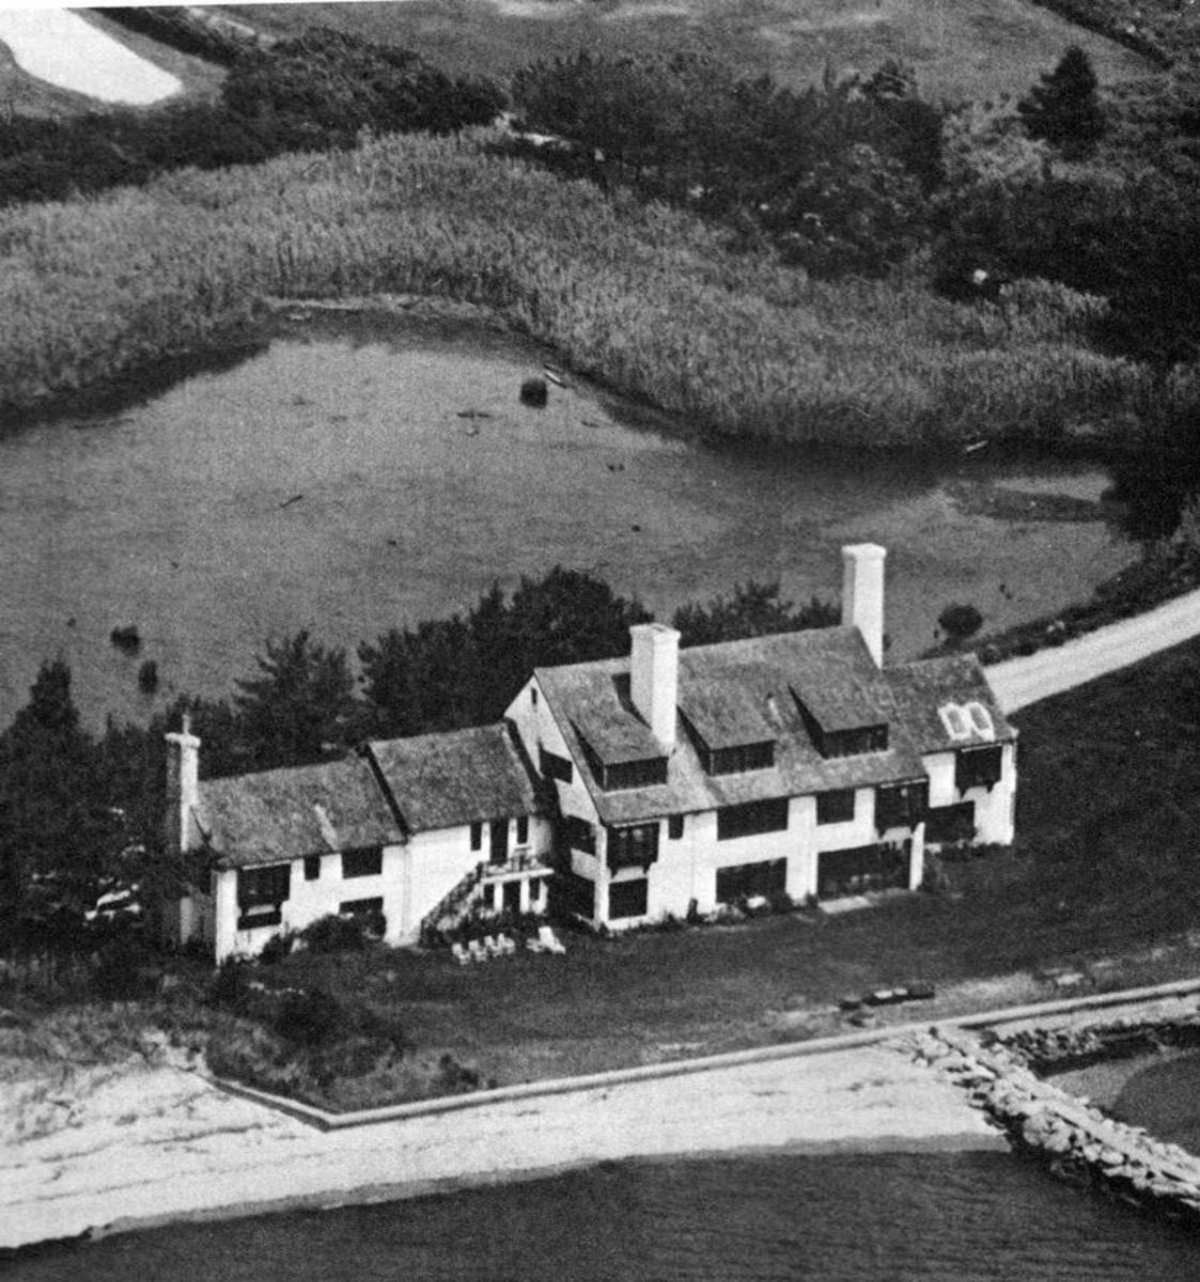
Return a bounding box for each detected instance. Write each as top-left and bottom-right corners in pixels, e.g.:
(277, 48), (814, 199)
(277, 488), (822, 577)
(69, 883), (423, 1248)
(9, 1150), (1199, 1282)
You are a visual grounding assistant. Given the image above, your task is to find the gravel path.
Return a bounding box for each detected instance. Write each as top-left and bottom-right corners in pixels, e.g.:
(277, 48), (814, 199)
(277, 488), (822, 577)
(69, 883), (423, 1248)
(984, 586), (1200, 712)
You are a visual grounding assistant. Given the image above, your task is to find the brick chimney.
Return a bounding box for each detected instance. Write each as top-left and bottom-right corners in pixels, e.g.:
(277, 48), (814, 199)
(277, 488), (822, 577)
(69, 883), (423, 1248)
(629, 623), (680, 752)
(841, 543), (887, 668)
(165, 713), (201, 858)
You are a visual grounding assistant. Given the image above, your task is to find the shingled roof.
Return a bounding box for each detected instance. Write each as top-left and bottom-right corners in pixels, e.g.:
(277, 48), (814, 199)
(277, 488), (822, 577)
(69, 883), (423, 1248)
(535, 627), (933, 826)
(367, 722), (542, 834)
(197, 757), (403, 871)
(885, 653), (1016, 753)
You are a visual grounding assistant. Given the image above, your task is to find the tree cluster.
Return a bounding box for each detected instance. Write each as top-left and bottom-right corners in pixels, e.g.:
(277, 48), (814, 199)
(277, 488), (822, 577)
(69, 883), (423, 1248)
(0, 28), (504, 208)
(509, 52), (943, 278)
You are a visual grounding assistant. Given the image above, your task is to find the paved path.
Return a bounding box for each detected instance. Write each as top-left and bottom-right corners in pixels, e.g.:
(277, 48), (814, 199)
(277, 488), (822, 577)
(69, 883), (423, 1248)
(984, 586), (1200, 713)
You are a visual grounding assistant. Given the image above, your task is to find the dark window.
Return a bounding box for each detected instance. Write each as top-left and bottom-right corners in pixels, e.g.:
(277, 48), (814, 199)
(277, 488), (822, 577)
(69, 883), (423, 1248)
(795, 698), (888, 758)
(563, 815), (595, 854)
(531, 687), (538, 707)
(817, 843), (909, 899)
(339, 896), (383, 919)
(470, 821), (483, 851)
(816, 789), (856, 825)
(516, 815), (529, 845)
(490, 819), (509, 866)
(706, 741), (775, 775)
(956, 745), (1004, 793)
(238, 862), (291, 908)
(716, 857), (787, 904)
(342, 847), (382, 879)
(539, 746), (574, 784)
(304, 855), (321, 881)
(609, 878), (649, 920)
(926, 802), (976, 845)
(602, 757), (668, 791)
(875, 780), (929, 833)
(237, 862), (290, 930)
(668, 813), (685, 840)
(606, 823), (660, 872)
(716, 798), (789, 841)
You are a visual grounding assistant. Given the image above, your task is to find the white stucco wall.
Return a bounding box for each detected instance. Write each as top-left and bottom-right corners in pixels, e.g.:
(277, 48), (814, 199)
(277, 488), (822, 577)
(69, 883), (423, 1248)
(506, 678), (600, 823)
(923, 742), (1016, 847)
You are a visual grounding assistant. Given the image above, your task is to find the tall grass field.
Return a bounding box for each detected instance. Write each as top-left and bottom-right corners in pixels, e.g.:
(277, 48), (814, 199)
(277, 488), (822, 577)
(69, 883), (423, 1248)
(0, 128), (1185, 447)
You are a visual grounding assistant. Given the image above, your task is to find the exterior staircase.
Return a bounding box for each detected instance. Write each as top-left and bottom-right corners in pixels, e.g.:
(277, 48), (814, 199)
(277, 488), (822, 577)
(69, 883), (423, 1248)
(419, 861), (485, 945)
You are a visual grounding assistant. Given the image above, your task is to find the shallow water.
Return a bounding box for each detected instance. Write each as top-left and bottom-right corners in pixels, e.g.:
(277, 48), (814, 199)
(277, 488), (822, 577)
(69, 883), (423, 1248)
(0, 311), (1136, 730)
(8, 1151), (1199, 1282)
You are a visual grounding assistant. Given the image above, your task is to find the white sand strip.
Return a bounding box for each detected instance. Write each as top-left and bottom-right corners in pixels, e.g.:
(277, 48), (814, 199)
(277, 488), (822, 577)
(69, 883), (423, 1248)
(0, 9), (180, 105)
(0, 1041), (1002, 1250)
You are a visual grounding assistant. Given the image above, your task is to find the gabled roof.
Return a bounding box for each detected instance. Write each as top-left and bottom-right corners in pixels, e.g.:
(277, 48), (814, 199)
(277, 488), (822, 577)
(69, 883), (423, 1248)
(367, 722), (543, 834)
(197, 757), (403, 871)
(885, 653), (1016, 753)
(536, 627), (928, 826)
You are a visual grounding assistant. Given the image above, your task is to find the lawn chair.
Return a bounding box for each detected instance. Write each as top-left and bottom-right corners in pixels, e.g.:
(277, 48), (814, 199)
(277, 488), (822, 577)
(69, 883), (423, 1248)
(467, 939), (489, 963)
(538, 924), (566, 955)
(497, 933), (518, 956)
(450, 941), (471, 966)
(483, 934), (504, 958)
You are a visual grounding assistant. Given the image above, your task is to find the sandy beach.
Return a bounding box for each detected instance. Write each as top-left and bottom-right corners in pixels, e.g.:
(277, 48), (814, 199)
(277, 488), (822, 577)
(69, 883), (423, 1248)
(0, 1036), (1003, 1252)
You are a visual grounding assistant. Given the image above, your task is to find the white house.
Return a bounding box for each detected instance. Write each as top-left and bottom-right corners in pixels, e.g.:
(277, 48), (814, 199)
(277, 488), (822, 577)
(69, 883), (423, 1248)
(159, 543), (1016, 959)
(161, 722), (552, 962)
(503, 544), (1016, 929)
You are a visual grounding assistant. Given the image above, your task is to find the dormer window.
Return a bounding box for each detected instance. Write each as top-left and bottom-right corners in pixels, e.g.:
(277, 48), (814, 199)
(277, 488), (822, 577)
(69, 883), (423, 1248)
(704, 741), (775, 776)
(795, 696), (888, 758)
(578, 732), (667, 792)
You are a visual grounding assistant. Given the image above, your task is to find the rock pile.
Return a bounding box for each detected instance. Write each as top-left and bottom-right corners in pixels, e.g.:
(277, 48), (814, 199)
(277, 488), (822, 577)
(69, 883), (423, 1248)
(904, 1025), (1200, 1225)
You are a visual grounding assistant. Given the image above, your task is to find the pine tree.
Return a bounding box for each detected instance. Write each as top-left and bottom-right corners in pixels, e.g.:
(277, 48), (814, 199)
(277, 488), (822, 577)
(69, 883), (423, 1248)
(1018, 46), (1105, 158)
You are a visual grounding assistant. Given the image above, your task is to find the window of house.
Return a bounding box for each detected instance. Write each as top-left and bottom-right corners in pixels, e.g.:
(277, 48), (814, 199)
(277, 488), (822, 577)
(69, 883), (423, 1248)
(339, 896), (383, 919)
(875, 781), (929, 833)
(342, 847), (382, 879)
(716, 857), (787, 904)
(304, 855), (321, 881)
(237, 862), (290, 929)
(955, 745), (1003, 794)
(563, 815), (595, 854)
(470, 821), (483, 851)
(925, 801), (976, 845)
(608, 877), (649, 920)
(539, 745), (574, 784)
(516, 815), (529, 845)
(668, 813), (685, 840)
(816, 789), (856, 825)
(531, 687), (538, 707)
(606, 822), (660, 872)
(716, 798), (789, 841)
(602, 757), (668, 791)
(705, 741), (775, 775)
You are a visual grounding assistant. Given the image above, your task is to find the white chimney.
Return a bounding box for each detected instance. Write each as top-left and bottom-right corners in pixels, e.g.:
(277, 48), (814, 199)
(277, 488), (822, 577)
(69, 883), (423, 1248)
(165, 713), (201, 858)
(629, 623), (680, 751)
(841, 543), (887, 668)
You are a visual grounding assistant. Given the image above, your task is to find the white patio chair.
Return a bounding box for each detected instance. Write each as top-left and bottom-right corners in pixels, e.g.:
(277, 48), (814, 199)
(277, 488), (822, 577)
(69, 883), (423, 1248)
(467, 939), (488, 963)
(538, 924), (566, 955)
(450, 941), (471, 966)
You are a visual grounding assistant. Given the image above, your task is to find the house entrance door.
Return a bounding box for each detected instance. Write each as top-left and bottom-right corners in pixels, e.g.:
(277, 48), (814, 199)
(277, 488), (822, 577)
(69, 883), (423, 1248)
(503, 879), (521, 913)
(490, 819), (509, 865)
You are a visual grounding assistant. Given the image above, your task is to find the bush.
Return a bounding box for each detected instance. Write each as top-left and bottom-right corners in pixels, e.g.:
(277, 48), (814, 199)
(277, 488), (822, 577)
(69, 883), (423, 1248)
(301, 914), (368, 953)
(210, 957), (251, 1013)
(274, 986), (346, 1047)
(90, 934), (159, 1001)
(938, 602), (984, 641)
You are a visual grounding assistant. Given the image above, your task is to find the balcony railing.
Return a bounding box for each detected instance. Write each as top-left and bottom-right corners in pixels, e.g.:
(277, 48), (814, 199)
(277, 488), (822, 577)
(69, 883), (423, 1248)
(482, 848), (549, 878)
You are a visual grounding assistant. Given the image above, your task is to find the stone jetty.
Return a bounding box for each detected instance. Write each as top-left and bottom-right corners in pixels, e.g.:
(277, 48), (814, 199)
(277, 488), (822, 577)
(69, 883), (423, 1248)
(906, 1024), (1200, 1225)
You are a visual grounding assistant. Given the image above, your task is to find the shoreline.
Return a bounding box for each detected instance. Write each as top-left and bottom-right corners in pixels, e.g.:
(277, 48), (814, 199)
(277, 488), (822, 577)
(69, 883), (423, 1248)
(0, 1036), (1003, 1254)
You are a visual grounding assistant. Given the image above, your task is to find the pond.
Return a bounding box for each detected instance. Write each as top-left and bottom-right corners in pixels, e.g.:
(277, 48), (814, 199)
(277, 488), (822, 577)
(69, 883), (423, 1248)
(0, 308), (1138, 732)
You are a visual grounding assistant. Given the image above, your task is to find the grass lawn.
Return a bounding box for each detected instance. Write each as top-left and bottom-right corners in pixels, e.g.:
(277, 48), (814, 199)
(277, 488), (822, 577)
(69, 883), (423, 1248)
(231, 0), (1155, 100)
